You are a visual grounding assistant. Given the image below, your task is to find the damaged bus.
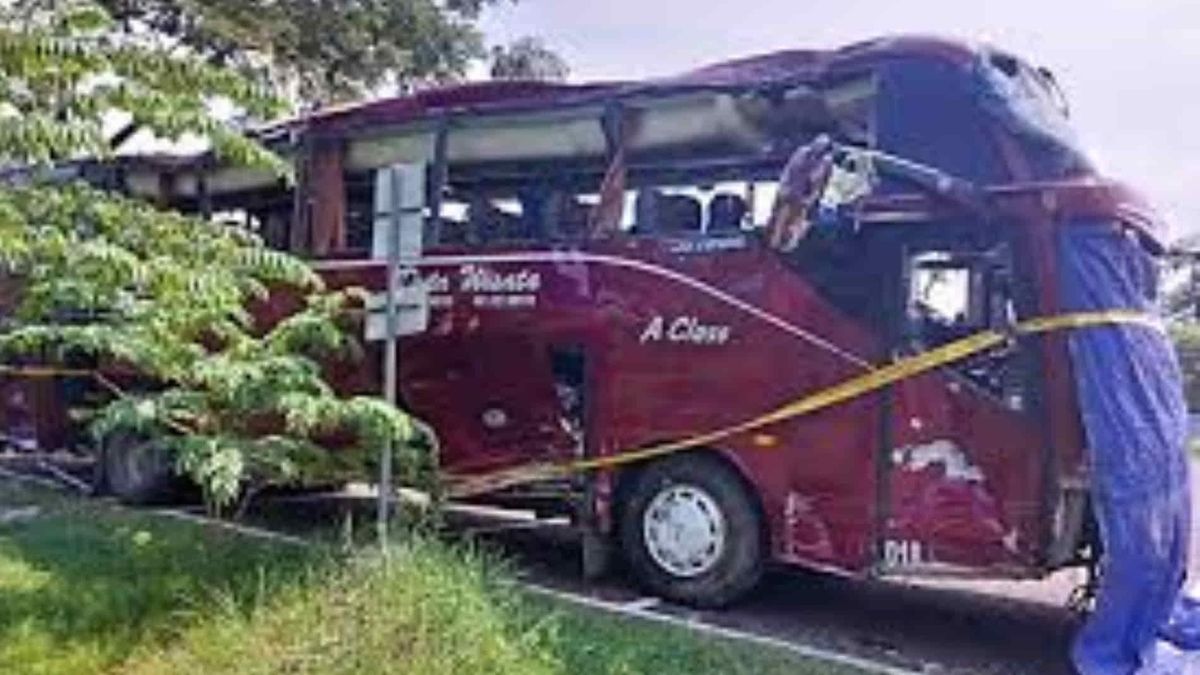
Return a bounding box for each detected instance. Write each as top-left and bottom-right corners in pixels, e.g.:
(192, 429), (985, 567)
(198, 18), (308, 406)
(5, 36), (1193, 665)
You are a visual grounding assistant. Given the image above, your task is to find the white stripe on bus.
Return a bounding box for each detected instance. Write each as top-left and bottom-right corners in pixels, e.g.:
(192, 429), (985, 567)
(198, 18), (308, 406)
(320, 251), (874, 369)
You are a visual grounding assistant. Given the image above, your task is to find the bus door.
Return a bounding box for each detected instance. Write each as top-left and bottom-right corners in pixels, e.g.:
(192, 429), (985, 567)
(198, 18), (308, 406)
(879, 232), (1047, 573)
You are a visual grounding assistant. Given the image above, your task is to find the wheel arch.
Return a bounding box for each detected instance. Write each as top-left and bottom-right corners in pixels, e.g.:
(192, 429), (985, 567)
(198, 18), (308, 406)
(611, 446), (770, 550)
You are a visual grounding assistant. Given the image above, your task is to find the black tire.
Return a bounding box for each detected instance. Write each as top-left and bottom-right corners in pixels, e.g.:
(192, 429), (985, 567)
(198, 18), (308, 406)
(618, 454), (764, 607)
(99, 431), (180, 505)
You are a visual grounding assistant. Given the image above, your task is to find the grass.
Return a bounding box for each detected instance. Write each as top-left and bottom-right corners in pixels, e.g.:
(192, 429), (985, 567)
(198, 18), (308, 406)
(0, 481), (319, 675)
(120, 540), (558, 675)
(0, 479), (864, 675)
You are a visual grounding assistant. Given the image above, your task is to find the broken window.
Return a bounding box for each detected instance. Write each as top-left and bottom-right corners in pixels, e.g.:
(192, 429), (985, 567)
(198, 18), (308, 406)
(904, 245), (1029, 409)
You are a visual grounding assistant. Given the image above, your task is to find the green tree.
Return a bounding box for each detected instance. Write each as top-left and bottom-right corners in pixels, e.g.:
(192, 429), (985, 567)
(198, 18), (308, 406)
(0, 0), (433, 513)
(93, 0), (512, 104)
(1170, 323), (1200, 412)
(490, 36), (568, 82)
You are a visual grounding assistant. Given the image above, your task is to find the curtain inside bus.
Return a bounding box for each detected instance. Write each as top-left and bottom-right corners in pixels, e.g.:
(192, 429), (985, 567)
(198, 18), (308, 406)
(1058, 222), (1200, 674)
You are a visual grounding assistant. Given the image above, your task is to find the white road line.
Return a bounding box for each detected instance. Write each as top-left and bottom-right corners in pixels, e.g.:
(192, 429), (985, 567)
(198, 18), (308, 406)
(0, 467), (312, 547)
(462, 521), (556, 536)
(0, 465), (69, 492)
(0, 477), (935, 674)
(35, 460), (91, 493)
(522, 583), (928, 675)
(148, 508), (311, 548)
(621, 596), (662, 612)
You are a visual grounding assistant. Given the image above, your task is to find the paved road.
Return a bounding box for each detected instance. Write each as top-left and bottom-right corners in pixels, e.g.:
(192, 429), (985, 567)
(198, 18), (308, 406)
(6, 453), (1199, 675)
(231, 494), (1078, 674)
(236, 463), (1200, 675)
(492, 465), (1200, 675)
(448, 508), (1079, 675)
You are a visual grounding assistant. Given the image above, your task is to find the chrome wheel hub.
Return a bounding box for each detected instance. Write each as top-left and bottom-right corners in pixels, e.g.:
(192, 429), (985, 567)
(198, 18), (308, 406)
(643, 483), (726, 578)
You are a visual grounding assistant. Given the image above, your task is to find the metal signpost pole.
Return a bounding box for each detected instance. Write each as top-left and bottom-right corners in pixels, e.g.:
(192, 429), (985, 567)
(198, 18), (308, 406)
(369, 162), (427, 556)
(378, 167), (403, 554)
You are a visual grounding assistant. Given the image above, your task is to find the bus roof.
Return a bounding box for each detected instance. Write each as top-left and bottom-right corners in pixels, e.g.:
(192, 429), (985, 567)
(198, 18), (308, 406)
(261, 35), (976, 140)
(104, 35), (985, 203)
(24, 35), (1166, 249)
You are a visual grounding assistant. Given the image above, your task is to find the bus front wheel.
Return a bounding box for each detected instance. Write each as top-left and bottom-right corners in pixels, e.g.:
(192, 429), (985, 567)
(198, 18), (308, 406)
(618, 455), (764, 607)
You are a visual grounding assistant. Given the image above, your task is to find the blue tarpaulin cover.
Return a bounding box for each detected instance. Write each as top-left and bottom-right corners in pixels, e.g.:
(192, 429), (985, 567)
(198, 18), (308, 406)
(1059, 222), (1200, 674)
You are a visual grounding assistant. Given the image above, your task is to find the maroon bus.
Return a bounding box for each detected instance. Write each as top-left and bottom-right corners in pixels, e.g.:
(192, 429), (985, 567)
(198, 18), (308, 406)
(2, 36), (1173, 610)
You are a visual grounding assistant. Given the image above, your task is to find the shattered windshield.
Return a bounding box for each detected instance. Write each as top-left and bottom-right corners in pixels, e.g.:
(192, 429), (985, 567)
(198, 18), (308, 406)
(975, 51), (1094, 177)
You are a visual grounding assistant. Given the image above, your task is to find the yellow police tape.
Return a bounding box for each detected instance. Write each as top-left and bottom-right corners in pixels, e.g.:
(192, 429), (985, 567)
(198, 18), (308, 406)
(446, 309), (1163, 497)
(0, 310), (1166, 499)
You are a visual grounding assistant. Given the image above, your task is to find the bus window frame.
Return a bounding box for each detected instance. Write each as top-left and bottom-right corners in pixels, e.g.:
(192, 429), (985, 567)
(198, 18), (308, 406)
(891, 222), (1044, 416)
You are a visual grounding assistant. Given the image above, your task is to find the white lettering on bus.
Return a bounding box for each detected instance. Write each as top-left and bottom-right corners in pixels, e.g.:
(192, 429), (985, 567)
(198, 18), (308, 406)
(639, 315), (731, 346)
(421, 271), (451, 294)
(458, 264), (541, 293)
(639, 316), (664, 343)
(883, 539), (924, 568)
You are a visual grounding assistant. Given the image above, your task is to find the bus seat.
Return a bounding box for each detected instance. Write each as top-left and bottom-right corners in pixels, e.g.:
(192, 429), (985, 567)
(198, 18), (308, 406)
(438, 218), (470, 246)
(468, 197), (520, 244)
(554, 195), (589, 241)
(663, 194), (702, 233)
(709, 193), (748, 233)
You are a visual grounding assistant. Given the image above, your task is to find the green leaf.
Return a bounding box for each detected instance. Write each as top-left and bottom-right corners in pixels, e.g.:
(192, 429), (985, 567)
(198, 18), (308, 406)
(0, 2), (440, 515)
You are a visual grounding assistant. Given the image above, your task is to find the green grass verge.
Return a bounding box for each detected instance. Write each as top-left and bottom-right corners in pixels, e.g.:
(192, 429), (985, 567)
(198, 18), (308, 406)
(0, 480), (865, 675)
(0, 480), (318, 675)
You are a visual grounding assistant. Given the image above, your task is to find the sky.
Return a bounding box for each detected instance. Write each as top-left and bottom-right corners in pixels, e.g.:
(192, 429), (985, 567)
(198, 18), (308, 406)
(478, 0), (1200, 240)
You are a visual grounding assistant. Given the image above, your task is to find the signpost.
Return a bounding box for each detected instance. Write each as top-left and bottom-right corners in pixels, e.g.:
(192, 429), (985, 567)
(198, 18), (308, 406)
(372, 163), (427, 553)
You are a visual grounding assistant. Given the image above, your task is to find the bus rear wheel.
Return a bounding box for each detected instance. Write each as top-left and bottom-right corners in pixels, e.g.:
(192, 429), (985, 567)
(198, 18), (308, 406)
(618, 455), (764, 607)
(97, 431), (181, 505)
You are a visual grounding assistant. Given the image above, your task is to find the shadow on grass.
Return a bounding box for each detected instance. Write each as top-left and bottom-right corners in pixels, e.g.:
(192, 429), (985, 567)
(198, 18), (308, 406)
(0, 482), (326, 675)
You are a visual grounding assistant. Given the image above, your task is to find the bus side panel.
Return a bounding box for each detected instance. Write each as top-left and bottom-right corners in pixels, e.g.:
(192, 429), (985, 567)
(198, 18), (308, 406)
(885, 372), (1044, 573)
(591, 240), (882, 573)
(315, 258), (586, 476)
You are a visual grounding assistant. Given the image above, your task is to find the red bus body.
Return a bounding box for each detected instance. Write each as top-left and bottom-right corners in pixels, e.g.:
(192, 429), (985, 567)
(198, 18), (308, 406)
(2, 36), (1173, 589)
(310, 175), (1162, 579)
